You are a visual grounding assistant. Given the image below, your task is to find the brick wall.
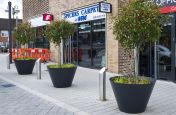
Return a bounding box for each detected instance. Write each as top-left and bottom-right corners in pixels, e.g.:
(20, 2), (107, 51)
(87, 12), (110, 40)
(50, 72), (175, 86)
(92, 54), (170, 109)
(48, 0), (61, 63)
(23, 0), (49, 21)
(117, 0), (134, 75)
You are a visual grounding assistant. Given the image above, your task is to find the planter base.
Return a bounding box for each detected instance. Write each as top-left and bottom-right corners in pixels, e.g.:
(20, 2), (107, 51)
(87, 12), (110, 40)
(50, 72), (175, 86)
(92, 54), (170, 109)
(110, 77), (156, 113)
(47, 66), (77, 88)
(14, 59), (36, 75)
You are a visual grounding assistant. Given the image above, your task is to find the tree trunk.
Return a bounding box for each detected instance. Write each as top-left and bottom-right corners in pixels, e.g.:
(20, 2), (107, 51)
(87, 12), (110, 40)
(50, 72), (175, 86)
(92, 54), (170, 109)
(134, 46), (139, 76)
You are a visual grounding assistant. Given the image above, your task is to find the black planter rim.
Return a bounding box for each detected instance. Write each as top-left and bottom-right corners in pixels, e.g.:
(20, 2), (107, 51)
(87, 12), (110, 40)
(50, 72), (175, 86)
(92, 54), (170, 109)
(47, 65), (77, 69)
(110, 76), (156, 86)
(14, 58), (36, 61)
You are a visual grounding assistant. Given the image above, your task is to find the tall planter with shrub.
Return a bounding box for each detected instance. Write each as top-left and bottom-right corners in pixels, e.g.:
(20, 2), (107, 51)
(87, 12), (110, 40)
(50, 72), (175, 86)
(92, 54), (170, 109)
(13, 22), (36, 75)
(111, 0), (167, 113)
(45, 20), (76, 88)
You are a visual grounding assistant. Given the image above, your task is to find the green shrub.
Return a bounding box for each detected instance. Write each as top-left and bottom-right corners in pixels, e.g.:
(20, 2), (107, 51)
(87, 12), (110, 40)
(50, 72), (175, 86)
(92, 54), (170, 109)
(16, 58), (35, 60)
(13, 22), (35, 45)
(48, 64), (76, 68)
(45, 20), (75, 65)
(112, 76), (150, 84)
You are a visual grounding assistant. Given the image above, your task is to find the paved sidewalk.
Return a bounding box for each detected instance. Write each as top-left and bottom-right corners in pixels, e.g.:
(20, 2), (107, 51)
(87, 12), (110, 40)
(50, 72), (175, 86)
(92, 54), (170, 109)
(1, 53), (176, 115)
(0, 79), (74, 115)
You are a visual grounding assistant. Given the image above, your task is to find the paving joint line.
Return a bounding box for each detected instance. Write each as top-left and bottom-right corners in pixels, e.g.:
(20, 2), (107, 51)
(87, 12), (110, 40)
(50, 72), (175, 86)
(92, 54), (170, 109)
(0, 75), (90, 115)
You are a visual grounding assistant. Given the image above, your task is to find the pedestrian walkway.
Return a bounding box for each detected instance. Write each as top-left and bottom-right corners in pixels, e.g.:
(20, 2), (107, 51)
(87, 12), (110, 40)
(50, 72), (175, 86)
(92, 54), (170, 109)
(1, 53), (176, 115)
(0, 79), (74, 115)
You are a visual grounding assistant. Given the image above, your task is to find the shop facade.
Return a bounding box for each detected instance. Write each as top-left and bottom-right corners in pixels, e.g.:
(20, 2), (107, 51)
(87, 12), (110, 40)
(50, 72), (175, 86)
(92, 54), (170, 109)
(23, 0), (176, 82)
(23, 0), (141, 74)
(24, 0), (176, 81)
(48, 0), (129, 74)
(62, 3), (106, 68)
(28, 16), (50, 49)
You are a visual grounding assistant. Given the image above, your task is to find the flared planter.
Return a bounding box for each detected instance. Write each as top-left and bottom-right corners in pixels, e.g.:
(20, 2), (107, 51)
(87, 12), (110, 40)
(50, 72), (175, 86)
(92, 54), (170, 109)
(110, 77), (156, 114)
(14, 59), (36, 75)
(47, 66), (77, 88)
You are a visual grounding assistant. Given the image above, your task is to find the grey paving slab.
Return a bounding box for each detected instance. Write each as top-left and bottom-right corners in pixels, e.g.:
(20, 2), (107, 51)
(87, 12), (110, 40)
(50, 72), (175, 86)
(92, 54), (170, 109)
(0, 79), (74, 115)
(1, 53), (176, 115)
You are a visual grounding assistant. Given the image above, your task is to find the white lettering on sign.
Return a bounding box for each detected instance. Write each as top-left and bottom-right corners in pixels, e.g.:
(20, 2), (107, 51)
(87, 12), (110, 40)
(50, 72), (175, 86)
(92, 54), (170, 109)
(63, 4), (106, 23)
(154, 0), (176, 6)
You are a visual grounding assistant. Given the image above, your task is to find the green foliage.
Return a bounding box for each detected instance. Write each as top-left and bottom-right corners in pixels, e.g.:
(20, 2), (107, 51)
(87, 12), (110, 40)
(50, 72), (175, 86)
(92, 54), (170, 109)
(112, 76), (150, 84)
(45, 20), (75, 46)
(48, 64), (76, 68)
(16, 58), (35, 60)
(113, 0), (167, 50)
(13, 22), (35, 45)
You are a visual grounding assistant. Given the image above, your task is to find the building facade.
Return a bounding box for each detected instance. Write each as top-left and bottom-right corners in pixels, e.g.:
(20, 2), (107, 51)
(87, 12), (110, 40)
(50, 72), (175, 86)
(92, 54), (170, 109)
(23, 0), (131, 74)
(23, 0), (176, 82)
(0, 18), (22, 50)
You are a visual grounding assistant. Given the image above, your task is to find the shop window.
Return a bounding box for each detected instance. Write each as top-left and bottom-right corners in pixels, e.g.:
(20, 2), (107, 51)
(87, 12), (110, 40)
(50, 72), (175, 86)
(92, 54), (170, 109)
(30, 26), (49, 48)
(1, 31), (8, 37)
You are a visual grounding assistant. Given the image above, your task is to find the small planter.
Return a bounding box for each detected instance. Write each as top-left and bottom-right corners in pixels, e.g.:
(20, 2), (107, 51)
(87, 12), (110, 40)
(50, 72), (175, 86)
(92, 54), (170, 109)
(14, 59), (36, 75)
(110, 76), (156, 113)
(47, 65), (77, 88)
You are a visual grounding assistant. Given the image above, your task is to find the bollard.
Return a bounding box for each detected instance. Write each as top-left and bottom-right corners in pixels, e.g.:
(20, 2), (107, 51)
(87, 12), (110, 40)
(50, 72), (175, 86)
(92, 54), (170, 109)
(99, 67), (106, 101)
(6, 53), (10, 69)
(36, 58), (41, 80)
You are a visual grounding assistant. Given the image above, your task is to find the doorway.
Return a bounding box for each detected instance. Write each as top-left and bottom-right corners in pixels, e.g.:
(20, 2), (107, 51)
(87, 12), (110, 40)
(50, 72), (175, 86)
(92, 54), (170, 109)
(64, 19), (106, 68)
(139, 13), (176, 82)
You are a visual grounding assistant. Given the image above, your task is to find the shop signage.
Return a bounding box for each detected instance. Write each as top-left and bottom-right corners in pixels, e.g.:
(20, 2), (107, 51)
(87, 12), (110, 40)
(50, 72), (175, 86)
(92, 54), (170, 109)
(153, 0), (176, 14)
(43, 13), (54, 21)
(29, 16), (50, 27)
(63, 4), (106, 23)
(99, 2), (112, 13)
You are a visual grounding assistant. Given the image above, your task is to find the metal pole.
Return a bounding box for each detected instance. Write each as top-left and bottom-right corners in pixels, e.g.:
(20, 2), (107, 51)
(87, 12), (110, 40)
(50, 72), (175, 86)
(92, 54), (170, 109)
(99, 67), (106, 101)
(12, 7), (15, 49)
(36, 58), (41, 80)
(154, 42), (157, 79)
(61, 39), (64, 64)
(105, 0), (108, 69)
(69, 36), (72, 63)
(6, 53), (10, 69)
(16, 16), (19, 58)
(8, 1), (12, 63)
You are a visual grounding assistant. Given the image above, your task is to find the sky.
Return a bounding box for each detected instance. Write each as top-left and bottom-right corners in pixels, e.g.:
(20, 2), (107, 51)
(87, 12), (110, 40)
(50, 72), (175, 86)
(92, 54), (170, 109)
(0, 0), (22, 19)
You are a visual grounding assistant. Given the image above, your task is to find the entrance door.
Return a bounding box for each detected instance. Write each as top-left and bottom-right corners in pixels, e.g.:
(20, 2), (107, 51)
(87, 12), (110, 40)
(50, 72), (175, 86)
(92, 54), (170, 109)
(78, 22), (92, 67)
(139, 14), (176, 82)
(157, 14), (176, 81)
(157, 25), (172, 80)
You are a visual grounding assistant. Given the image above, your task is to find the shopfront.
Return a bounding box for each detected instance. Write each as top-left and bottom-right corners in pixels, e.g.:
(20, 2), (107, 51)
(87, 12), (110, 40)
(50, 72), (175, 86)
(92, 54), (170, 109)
(28, 16), (50, 49)
(140, 1), (176, 82)
(63, 3), (106, 68)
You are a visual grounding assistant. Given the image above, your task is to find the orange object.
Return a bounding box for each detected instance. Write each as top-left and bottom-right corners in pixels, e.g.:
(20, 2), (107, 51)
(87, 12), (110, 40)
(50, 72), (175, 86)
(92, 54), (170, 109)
(44, 49), (50, 61)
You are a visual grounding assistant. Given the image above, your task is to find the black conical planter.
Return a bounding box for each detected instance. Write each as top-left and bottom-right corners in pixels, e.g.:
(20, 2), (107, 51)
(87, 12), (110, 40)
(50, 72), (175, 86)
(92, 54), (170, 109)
(14, 59), (36, 75)
(47, 66), (77, 88)
(110, 77), (156, 113)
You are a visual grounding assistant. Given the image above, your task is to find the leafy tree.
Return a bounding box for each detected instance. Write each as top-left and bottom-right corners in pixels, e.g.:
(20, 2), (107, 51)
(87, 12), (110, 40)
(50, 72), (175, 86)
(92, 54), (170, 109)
(13, 22), (35, 45)
(45, 20), (75, 64)
(113, 0), (167, 76)
(13, 22), (35, 58)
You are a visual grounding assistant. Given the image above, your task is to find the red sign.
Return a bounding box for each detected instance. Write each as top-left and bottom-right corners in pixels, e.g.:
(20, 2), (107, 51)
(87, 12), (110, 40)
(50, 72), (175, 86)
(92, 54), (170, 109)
(43, 13), (53, 21)
(160, 5), (176, 14)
